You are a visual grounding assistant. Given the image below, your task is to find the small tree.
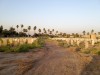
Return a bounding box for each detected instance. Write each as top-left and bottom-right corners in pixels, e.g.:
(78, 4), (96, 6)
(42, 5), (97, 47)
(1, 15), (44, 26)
(56, 31), (58, 35)
(38, 29), (41, 34)
(0, 25), (3, 37)
(23, 29), (28, 36)
(33, 26), (37, 34)
(83, 31), (86, 35)
(16, 25), (19, 32)
(48, 29), (50, 35)
(98, 32), (100, 35)
(21, 24), (24, 32)
(28, 26), (31, 37)
(87, 32), (90, 35)
(91, 29), (94, 34)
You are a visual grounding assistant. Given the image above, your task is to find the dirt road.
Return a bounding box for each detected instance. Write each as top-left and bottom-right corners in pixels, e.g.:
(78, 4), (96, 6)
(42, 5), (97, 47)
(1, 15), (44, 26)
(0, 40), (93, 75)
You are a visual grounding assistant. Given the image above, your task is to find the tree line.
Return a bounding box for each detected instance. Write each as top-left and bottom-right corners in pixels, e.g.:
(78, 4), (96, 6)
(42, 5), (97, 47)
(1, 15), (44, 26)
(0, 25), (100, 38)
(0, 24), (60, 37)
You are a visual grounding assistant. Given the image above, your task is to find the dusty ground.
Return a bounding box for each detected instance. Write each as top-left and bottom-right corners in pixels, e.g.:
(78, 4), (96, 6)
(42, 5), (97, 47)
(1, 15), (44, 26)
(0, 40), (100, 75)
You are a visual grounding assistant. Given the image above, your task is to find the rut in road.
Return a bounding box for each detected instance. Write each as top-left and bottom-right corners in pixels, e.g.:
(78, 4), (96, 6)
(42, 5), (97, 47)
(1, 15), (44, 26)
(24, 41), (86, 75)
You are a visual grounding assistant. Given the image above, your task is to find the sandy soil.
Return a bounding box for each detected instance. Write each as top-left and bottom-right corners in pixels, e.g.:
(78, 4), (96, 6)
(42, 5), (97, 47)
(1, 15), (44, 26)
(0, 40), (100, 75)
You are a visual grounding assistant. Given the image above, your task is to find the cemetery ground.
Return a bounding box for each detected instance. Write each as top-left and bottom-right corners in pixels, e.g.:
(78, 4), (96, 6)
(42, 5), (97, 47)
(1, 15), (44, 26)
(0, 38), (100, 75)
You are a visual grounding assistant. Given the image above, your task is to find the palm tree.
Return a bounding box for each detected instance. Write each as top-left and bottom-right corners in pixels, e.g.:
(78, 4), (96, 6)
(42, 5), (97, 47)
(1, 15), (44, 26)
(83, 31), (86, 35)
(28, 26), (31, 37)
(56, 31), (58, 35)
(33, 26), (37, 34)
(16, 25), (19, 32)
(23, 29), (28, 37)
(94, 33), (96, 35)
(91, 29), (94, 34)
(98, 32), (100, 35)
(38, 29), (41, 34)
(0, 25), (3, 37)
(21, 24), (24, 32)
(52, 29), (54, 32)
(50, 31), (52, 35)
(48, 29), (50, 35)
(75, 33), (79, 37)
(43, 28), (46, 34)
(52, 29), (54, 35)
(9, 27), (16, 37)
(2, 29), (9, 37)
(23, 29), (28, 33)
(44, 30), (47, 34)
(72, 33), (75, 38)
(87, 32), (90, 35)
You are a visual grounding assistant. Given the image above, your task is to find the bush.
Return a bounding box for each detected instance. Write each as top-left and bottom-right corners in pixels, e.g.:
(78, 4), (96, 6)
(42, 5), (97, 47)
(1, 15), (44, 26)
(57, 40), (70, 48)
(16, 44), (29, 52)
(37, 37), (45, 46)
(97, 51), (100, 55)
(0, 46), (10, 52)
(31, 37), (45, 48)
(81, 47), (100, 55)
(82, 50), (90, 54)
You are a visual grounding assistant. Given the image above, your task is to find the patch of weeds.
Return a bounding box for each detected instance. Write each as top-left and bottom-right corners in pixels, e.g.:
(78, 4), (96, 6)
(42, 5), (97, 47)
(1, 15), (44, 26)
(0, 46), (10, 52)
(82, 50), (90, 54)
(97, 51), (100, 55)
(32, 37), (45, 48)
(16, 44), (29, 52)
(57, 40), (70, 48)
(81, 47), (100, 55)
(79, 42), (85, 49)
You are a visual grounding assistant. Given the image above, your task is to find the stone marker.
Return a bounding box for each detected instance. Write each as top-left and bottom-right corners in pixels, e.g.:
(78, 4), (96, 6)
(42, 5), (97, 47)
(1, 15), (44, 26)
(77, 40), (80, 46)
(85, 41), (89, 49)
(71, 39), (74, 45)
(92, 40), (95, 46)
(2, 39), (7, 46)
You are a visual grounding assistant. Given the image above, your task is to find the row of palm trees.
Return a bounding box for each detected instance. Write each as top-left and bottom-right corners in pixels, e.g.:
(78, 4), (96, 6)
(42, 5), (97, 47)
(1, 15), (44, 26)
(82, 29), (100, 35)
(16, 24), (59, 35)
(0, 24), (60, 37)
(1, 24), (100, 38)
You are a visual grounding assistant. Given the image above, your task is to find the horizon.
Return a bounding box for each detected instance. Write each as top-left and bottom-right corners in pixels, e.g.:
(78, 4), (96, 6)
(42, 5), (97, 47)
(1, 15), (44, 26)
(0, 0), (100, 34)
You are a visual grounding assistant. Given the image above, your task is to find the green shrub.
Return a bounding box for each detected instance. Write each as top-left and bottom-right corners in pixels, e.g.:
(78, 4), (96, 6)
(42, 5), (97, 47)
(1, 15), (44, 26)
(0, 46), (11, 52)
(81, 47), (100, 55)
(16, 44), (29, 52)
(26, 44), (36, 49)
(37, 37), (45, 46)
(57, 40), (70, 48)
(97, 51), (100, 55)
(31, 37), (45, 48)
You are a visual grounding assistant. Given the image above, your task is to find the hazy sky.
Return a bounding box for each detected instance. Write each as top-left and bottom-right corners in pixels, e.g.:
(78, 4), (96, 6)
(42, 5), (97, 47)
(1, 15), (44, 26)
(0, 0), (100, 34)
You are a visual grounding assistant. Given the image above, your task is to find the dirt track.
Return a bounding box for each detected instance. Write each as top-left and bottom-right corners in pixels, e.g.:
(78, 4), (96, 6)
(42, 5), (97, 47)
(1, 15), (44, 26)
(0, 40), (98, 75)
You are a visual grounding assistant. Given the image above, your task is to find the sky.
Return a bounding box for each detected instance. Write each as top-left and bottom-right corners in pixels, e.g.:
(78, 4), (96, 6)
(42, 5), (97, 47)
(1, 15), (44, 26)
(0, 0), (100, 34)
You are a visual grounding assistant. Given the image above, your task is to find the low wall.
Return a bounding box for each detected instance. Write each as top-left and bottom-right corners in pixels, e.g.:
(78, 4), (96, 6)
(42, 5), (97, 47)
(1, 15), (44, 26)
(52, 38), (100, 49)
(0, 37), (37, 46)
